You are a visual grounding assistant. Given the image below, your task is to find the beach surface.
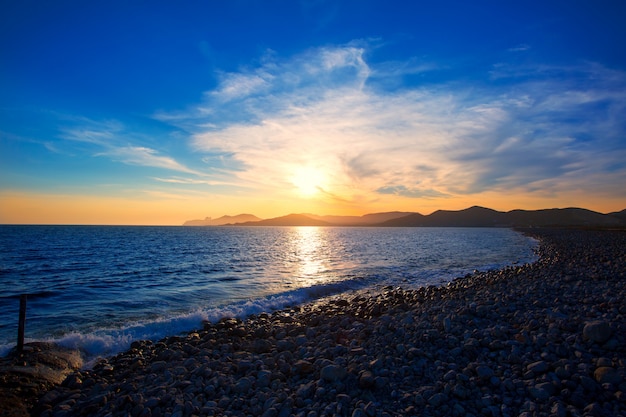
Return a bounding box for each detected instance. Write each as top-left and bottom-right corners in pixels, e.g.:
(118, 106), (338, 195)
(2, 228), (625, 417)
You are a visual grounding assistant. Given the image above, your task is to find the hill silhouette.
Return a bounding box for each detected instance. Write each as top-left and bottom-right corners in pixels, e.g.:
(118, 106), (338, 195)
(608, 208), (626, 222)
(183, 214), (261, 226)
(237, 214), (332, 227)
(306, 212), (413, 225)
(378, 206), (625, 228)
(185, 206), (626, 228)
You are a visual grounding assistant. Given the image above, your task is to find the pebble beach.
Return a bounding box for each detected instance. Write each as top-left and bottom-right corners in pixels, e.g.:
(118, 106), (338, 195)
(4, 228), (626, 417)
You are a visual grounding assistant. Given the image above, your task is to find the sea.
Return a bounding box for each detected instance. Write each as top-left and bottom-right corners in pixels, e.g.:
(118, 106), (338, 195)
(0, 225), (537, 362)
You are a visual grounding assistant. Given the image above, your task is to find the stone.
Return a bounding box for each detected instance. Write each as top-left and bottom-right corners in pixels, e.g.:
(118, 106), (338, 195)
(320, 364), (347, 382)
(277, 339), (296, 352)
(594, 367), (622, 385)
(428, 392), (447, 407)
(583, 402), (604, 416)
(364, 402), (377, 417)
(234, 377), (252, 394)
(253, 339), (273, 353)
(296, 381), (316, 399)
(351, 409), (366, 417)
(583, 321), (612, 343)
(551, 402), (568, 417)
(526, 361), (549, 374)
(443, 370), (456, 381)
(294, 360), (314, 375)
(257, 370), (272, 388)
(580, 375), (599, 393)
(529, 386), (550, 402)
(476, 365), (494, 379)
(536, 381), (556, 396)
(358, 371), (375, 389)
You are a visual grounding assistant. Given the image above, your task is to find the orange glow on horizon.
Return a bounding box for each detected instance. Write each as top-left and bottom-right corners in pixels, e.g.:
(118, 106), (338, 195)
(0, 190), (623, 225)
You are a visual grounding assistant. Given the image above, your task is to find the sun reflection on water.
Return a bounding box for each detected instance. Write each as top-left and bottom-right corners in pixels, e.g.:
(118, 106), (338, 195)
(289, 226), (330, 287)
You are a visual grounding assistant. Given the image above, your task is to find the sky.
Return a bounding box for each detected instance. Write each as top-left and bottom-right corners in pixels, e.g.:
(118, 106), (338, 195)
(1, 0), (626, 225)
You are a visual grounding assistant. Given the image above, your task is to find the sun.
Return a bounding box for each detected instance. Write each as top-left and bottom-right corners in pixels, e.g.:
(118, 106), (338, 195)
(290, 166), (327, 197)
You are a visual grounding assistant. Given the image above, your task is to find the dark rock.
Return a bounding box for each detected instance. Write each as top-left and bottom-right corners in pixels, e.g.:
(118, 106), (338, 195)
(253, 339), (273, 353)
(594, 367), (622, 385)
(294, 360), (314, 375)
(428, 392), (447, 407)
(358, 371), (375, 389)
(583, 321), (613, 343)
(320, 364), (347, 382)
(234, 377), (252, 394)
(476, 365), (494, 379)
(526, 361), (549, 374)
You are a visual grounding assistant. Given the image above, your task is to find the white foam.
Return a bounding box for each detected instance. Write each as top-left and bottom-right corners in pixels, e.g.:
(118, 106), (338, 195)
(0, 343), (14, 357)
(40, 283), (348, 367)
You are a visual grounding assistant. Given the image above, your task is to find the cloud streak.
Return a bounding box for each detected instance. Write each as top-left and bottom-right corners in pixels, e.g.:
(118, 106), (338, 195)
(60, 118), (204, 177)
(97, 146), (202, 176)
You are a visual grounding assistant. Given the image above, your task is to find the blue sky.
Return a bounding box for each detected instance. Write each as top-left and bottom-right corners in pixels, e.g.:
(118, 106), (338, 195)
(1, 1), (626, 224)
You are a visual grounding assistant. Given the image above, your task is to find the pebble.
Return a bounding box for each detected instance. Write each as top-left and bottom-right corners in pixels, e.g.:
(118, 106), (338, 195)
(320, 364), (347, 382)
(583, 321), (613, 344)
(594, 367), (622, 385)
(527, 360), (549, 374)
(9, 228), (624, 417)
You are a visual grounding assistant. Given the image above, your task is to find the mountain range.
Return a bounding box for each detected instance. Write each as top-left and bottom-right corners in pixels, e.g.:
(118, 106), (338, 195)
(183, 214), (262, 226)
(184, 206), (626, 228)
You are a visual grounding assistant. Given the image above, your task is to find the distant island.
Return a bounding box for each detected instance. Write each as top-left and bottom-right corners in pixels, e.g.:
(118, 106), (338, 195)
(184, 206), (626, 228)
(183, 214), (262, 226)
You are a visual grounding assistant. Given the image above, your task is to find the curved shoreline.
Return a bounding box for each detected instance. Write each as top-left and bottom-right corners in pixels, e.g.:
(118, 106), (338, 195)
(4, 228), (626, 416)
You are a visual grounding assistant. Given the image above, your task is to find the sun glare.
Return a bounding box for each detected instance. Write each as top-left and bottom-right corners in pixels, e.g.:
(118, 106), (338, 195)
(291, 167), (326, 197)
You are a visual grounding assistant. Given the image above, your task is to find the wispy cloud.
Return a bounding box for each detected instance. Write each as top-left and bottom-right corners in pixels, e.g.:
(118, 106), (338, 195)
(60, 118), (124, 145)
(96, 146), (202, 176)
(508, 44), (531, 52)
(156, 42), (626, 204)
(376, 185), (449, 199)
(152, 176), (237, 186)
(59, 118), (204, 177)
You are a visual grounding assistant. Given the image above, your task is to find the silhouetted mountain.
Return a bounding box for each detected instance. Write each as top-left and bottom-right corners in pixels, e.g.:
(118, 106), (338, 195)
(183, 214), (262, 226)
(504, 208), (621, 227)
(428, 206), (503, 227)
(307, 211), (414, 225)
(379, 207), (625, 228)
(608, 209), (626, 222)
(187, 207), (626, 228)
(237, 214), (332, 226)
(373, 212), (427, 227)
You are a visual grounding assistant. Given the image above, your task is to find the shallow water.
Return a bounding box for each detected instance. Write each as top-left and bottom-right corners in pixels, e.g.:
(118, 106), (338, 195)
(0, 225), (536, 358)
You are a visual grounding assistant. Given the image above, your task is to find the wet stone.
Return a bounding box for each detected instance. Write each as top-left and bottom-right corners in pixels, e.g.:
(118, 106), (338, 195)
(476, 365), (494, 379)
(294, 360), (314, 375)
(234, 377), (253, 394)
(253, 339), (272, 353)
(594, 367), (622, 385)
(358, 371), (375, 389)
(583, 321), (613, 344)
(320, 364), (347, 382)
(527, 361), (549, 375)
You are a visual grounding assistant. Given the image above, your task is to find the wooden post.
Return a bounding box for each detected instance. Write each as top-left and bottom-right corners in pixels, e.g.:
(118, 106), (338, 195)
(17, 294), (27, 354)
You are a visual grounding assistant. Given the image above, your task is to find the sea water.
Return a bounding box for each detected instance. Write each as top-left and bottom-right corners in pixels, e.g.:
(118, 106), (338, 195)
(0, 226), (537, 359)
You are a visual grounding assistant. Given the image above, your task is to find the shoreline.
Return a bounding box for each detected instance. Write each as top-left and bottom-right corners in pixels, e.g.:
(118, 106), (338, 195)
(3, 228), (625, 416)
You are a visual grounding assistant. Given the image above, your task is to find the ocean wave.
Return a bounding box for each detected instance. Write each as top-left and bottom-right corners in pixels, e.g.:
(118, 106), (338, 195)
(0, 290), (58, 300)
(3, 278), (371, 366)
